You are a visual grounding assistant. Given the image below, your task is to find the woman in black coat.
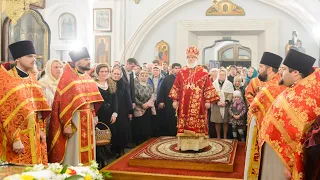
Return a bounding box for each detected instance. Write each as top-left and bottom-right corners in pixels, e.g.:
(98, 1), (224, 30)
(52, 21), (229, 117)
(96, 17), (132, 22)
(95, 64), (118, 168)
(110, 66), (133, 158)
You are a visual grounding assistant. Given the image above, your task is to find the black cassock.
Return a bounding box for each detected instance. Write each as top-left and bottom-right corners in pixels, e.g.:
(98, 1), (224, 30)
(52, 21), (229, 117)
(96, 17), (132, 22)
(159, 74), (177, 136)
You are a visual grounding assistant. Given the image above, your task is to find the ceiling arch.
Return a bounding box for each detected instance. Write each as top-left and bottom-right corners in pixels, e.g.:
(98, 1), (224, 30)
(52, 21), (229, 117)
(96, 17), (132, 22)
(121, 0), (317, 60)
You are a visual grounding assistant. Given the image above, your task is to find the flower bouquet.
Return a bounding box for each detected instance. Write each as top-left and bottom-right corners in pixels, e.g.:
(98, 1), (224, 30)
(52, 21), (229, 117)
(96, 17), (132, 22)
(3, 161), (111, 180)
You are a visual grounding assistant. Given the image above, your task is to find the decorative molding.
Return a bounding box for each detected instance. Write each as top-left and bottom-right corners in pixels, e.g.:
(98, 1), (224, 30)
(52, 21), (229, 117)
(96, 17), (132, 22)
(175, 19), (279, 66)
(122, 0), (317, 60)
(206, 0), (245, 16)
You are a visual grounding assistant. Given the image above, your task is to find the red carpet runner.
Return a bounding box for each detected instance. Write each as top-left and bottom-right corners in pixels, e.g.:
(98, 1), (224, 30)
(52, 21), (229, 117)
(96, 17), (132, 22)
(101, 138), (245, 180)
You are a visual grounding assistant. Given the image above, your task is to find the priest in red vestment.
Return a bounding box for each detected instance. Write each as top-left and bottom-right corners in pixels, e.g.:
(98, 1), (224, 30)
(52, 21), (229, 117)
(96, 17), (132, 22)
(0, 41), (50, 165)
(244, 52), (287, 180)
(245, 77), (265, 106)
(47, 47), (103, 165)
(260, 49), (319, 180)
(169, 46), (220, 151)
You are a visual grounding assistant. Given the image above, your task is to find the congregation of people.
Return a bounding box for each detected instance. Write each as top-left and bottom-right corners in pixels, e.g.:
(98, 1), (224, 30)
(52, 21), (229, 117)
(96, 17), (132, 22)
(1, 40), (319, 180)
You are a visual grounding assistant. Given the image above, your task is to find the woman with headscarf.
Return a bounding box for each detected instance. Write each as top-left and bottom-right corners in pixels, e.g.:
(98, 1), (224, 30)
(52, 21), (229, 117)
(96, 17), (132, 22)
(208, 68), (219, 138)
(210, 68), (234, 139)
(94, 63), (118, 168)
(38, 59), (64, 107)
(133, 70), (155, 145)
(243, 67), (258, 89)
(110, 65), (133, 158)
(209, 68), (219, 82)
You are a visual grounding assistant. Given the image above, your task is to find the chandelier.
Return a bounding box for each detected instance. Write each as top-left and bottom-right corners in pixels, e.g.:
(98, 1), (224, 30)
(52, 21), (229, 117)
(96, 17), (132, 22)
(2, 0), (40, 24)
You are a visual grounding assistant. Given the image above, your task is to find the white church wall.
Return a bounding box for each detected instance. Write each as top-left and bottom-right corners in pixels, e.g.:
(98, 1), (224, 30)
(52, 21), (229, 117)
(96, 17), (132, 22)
(41, 0), (117, 63)
(126, 0), (170, 42)
(133, 0), (319, 66)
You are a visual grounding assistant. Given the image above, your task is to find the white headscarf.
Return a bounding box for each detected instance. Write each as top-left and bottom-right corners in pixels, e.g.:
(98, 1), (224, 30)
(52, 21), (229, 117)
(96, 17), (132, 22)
(213, 68), (234, 118)
(38, 59), (63, 106)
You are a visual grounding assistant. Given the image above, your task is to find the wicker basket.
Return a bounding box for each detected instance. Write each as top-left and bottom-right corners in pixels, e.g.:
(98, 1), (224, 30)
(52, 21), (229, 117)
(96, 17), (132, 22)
(95, 122), (111, 146)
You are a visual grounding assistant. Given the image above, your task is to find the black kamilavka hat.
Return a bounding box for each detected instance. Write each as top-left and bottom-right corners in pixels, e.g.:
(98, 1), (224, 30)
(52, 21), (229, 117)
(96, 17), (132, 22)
(8, 40), (36, 60)
(69, 47), (90, 62)
(283, 49), (315, 76)
(260, 52), (283, 69)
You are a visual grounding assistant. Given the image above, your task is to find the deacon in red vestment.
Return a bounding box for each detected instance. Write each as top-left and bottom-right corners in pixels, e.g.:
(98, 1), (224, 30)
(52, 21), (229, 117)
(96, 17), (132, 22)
(169, 46), (220, 151)
(245, 77), (265, 106)
(0, 41), (50, 165)
(244, 52), (286, 180)
(47, 47), (103, 165)
(260, 49), (319, 180)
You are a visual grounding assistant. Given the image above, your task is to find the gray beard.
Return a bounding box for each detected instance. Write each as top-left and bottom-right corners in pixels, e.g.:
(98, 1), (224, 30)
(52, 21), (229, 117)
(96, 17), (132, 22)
(187, 61), (198, 68)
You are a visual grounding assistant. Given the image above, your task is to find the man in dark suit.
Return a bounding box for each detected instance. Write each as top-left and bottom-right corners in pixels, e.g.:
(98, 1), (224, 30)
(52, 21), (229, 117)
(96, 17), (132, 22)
(121, 58), (138, 107)
(121, 58), (138, 148)
(158, 63), (181, 136)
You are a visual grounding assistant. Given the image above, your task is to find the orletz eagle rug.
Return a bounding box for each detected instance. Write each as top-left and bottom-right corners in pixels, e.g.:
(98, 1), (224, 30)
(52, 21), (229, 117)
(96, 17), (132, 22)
(101, 137), (245, 180)
(129, 137), (237, 172)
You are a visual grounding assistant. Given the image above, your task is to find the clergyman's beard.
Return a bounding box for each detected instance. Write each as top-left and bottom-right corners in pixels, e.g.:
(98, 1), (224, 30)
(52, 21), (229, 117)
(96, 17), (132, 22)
(78, 65), (91, 71)
(258, 71), (267, 82)
(278, 79), (284, 85)
(187, 61), (198, 68)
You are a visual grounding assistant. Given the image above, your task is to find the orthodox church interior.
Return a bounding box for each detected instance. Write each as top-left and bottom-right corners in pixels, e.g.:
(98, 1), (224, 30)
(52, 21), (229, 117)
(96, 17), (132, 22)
(1, 0), (320, 68)
(1, 0), (320, 179)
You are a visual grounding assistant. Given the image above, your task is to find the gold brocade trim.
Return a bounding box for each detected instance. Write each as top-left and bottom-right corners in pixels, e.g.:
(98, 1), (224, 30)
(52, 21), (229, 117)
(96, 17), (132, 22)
(268, 115), (296, 150)
(278, 95), (303, 131)
(77, 112), (81, 163)
(49, 99), (102, 153)
(87, 110), (92, 162)
(261, 87), (275, 103)
(50, 127), (61, 152)
(2, 135), (7, 161)
(59, 92), (100, 119)
(3, 98), (46, 127)
(252, 78), (257, 89)
(253, 97), (265, 116)
(27, 114), (37, 164)
(78, 110), (94, 163)
(247, 123), (260, 179)
(0, 84), (41, 105)
(56, 80), (95, 95)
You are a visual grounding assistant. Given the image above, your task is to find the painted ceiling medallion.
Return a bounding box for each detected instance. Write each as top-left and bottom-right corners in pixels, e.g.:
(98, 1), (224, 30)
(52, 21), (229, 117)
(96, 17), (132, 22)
(206, 0), (245, 16)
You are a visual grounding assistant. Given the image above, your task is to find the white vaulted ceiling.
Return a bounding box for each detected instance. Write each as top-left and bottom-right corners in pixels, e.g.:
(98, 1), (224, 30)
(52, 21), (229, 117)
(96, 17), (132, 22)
(123, 0), (320, 60)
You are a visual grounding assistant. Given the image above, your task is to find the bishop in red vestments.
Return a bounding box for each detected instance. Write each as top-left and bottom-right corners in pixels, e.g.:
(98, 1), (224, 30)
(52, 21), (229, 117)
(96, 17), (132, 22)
(169, 46), (220, 151)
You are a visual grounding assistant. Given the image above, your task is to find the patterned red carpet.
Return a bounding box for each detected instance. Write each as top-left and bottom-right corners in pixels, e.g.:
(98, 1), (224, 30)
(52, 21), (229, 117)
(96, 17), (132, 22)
(102, 137), (245, 180)
(129, 137), (237, 172)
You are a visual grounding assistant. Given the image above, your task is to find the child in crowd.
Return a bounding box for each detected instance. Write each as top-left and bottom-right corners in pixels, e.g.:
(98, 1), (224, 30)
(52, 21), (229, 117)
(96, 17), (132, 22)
(229, 90), (247, 142)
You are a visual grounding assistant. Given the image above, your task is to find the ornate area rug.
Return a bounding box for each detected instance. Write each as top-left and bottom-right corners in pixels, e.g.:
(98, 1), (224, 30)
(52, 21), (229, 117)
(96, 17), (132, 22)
(101, 137), (245, 180)
(128, 137), (237, 172)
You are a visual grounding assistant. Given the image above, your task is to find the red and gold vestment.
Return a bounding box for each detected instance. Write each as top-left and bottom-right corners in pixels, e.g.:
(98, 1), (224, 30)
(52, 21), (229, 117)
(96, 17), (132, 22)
(261, 68), (320, 180)
(245, 77), (265, 106)
(246, 74), (286, 179)
(0, 65), (50, 165)
(169, 66), (219, 137)
(47, 64), (103, 164)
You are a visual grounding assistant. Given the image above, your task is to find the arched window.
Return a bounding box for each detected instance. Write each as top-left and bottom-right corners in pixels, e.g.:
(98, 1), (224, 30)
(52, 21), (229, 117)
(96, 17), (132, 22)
(218, 44), (251, 67)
